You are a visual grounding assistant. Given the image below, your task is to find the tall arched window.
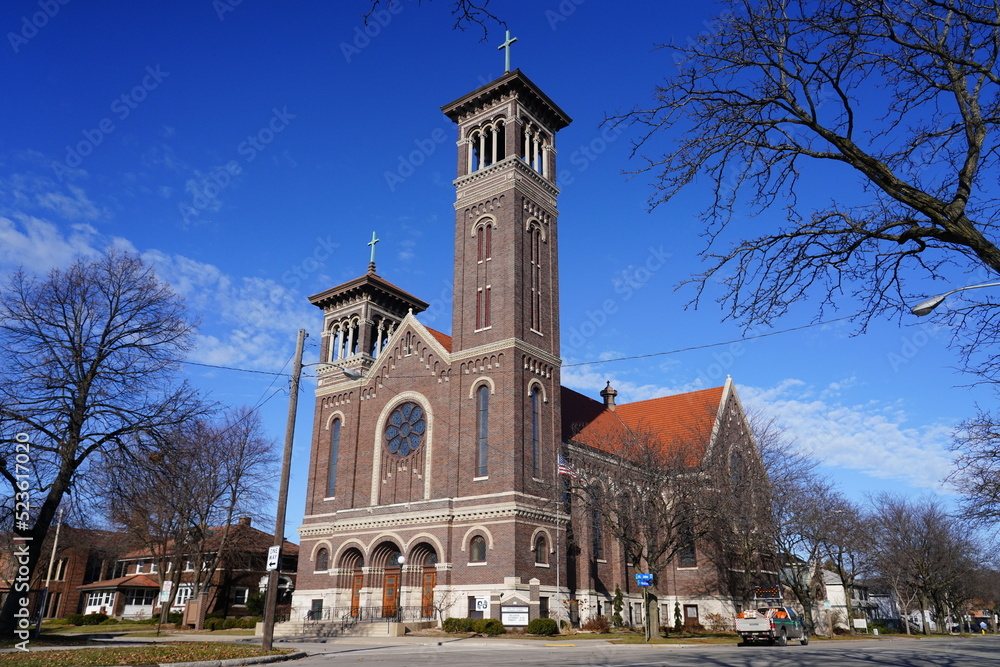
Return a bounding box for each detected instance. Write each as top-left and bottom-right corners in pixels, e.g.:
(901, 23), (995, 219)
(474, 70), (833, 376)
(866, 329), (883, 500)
(476, 385), (489, 476)
(315, 548), (329, 571)
(530, 387), (540, 478)
(470, 535), (487, 563)
(534, 534), (548, 565)
(327, 419), (341, 497)
(592, 508), (604, 560)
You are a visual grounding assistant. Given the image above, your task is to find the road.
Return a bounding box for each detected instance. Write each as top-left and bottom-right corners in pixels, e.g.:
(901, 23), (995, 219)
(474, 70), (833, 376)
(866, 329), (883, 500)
(279, 636), (1000, 666)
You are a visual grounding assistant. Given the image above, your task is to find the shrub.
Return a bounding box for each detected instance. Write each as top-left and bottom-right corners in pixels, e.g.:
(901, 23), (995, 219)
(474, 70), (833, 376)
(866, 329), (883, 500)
(99, 617), (120, 625)
(246, 591), (266, 616)
(582, 615), (610, 633)
(443, 617), (475, 633)
(80, 613), (109, 625)
(526, 618), (558, 636)
(472, 618), (505, 635)
(205, 617), (226, 631)
(560, 619), (570, 630)
(65, 614), (86, 626)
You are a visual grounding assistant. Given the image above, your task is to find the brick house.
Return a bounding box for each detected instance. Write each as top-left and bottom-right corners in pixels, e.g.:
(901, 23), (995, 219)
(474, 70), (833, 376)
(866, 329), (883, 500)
(77, 518), (297, 620)
(288, 68), (764, 632)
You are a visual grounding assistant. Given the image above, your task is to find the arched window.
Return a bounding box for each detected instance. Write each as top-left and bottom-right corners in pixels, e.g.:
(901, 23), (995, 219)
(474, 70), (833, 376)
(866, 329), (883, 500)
(476, 385), (489, 476)
(477, 223), (492, 261)
(327, 419), (341, 497)
(591, 508), (604, 561)
(530, 387), (540, 478)
(679, 519), (697, 567)
(470, 535), (487, 563)
(315, 548), (329, 572)
(534, 534), (548, 565)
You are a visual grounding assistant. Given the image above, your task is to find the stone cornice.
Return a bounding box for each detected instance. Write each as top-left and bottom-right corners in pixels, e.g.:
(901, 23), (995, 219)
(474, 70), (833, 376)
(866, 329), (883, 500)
(450, 337), (561, 368)
(454, 157), (559, 207)
(299, 500), (567, 537)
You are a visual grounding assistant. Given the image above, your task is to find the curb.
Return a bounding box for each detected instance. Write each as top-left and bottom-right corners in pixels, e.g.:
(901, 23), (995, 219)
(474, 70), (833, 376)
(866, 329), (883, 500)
(96, 650), (307, 667)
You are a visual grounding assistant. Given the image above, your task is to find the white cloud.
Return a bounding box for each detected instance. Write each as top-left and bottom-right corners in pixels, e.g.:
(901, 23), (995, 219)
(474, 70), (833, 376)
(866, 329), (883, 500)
(34, 184), (102, 220)
(0, 214), (107, 271)
(741, 380), (956, 491)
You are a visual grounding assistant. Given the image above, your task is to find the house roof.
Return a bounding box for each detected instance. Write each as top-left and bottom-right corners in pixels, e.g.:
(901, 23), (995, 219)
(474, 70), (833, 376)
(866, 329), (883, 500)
(119, 521), (299, 561)
(425, 327), (452, 352)
(563, 384), (726, 463)
(307, 270), (428, 314)
(78, 574), (159, 591)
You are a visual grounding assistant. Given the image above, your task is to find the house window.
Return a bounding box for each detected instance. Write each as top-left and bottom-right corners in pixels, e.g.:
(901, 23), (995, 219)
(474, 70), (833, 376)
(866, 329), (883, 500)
(592, 509), (604, 560)
(327, 418), (341, 497)
(470, 535), (487, 563)
(534, 535), (548, 565)
(530, 387), (540, 478)
(125, 588), (155, 606)
(476, 385), (489, 476)
(88, 591), (114, 609)
(174, 584), (193, 607)
(316, 548), (329, 572)
(50, 558), (68, 581)
(232, 587), (249, 606)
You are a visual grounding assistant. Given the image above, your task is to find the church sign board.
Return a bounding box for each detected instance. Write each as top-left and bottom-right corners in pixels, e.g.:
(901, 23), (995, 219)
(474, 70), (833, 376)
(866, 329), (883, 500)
(501, 605), (530, 626)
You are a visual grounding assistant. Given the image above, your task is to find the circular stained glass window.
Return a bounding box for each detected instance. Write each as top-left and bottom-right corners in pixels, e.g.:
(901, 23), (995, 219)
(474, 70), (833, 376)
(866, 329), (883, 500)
(385, 402), (426, 457)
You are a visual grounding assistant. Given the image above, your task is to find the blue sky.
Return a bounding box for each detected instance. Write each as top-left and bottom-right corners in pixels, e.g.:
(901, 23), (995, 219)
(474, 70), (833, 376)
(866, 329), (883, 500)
(1, 0), (984, 541)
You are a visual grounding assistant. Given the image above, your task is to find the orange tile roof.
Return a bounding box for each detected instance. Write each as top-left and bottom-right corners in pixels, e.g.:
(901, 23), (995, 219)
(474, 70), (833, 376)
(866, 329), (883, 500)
(565, 385), (725, 463)
(79, 574), (159, 591)
(425, 327), (452, 352)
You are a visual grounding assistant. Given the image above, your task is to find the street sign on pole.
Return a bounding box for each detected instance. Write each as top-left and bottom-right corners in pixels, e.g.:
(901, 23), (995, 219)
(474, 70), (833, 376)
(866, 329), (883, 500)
(635, 573), (653, 581)
(636, 580), (651, 587)
(266, 545), (280, 571)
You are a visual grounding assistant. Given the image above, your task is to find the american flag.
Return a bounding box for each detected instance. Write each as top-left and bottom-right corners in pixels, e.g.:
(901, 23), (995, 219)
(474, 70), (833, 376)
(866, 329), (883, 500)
(557, 454), (577, 478)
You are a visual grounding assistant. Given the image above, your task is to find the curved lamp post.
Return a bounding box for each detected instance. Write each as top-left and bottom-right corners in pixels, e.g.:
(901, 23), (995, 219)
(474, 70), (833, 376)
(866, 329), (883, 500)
(910, 282), (1000, 316)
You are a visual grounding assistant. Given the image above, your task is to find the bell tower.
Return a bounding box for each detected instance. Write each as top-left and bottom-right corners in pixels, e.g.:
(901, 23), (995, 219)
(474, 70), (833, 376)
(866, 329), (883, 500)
(442, 69), (571, 357)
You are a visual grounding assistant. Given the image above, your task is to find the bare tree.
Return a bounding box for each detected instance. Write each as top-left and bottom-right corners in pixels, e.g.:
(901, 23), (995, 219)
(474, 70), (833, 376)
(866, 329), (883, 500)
(97, 407), (275, 628)
(569, 407), (752, 640)
(950, 408), (1000, 524)
(365, 0), (502, 38)
(0, 250), (200, 635)
(869, 493), (980, 635)
(611, 0), (1000, 368)
(821, 497), (876, 635)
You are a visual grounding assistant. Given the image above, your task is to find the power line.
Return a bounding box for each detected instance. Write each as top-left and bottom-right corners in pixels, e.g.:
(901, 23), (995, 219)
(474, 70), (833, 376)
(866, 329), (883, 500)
(181, 315), (853, 379)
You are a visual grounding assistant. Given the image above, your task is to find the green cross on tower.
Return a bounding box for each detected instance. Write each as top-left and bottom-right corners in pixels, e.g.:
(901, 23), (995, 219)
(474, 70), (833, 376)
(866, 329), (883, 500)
(367, 231), (379, 272)
(497, 29), (517, 73)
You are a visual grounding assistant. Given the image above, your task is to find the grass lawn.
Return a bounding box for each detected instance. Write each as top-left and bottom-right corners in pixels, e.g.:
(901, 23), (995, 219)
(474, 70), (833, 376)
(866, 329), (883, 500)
(0, 642), (290, 667)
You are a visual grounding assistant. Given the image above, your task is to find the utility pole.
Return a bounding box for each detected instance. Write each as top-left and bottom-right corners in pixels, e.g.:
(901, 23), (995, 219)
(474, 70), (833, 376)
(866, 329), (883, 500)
(261, 329), (306, 651)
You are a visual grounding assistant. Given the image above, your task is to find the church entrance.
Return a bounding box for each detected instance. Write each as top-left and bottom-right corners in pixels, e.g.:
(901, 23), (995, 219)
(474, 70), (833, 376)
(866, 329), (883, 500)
(337, 547), (364, 617)
(382, 570), (400, 617)
(350, 571), (363, 617)
(410, 541), (439, 619)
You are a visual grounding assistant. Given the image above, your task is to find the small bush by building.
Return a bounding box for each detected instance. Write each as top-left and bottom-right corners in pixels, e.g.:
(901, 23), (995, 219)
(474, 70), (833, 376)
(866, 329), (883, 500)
(526, 618), (558, 635)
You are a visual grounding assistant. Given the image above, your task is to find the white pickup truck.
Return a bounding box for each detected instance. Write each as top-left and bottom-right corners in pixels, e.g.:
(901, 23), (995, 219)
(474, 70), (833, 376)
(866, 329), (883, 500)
(734, 606), (809, 646)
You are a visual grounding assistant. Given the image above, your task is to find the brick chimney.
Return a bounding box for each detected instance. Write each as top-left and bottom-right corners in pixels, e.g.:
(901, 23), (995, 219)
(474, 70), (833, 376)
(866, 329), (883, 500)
(238, 516), (252, 528)
(600, 381), (618, 411)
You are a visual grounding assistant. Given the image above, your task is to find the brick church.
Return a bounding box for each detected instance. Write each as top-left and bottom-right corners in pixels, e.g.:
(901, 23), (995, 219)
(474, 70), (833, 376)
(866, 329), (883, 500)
(290, 66), (762, 631)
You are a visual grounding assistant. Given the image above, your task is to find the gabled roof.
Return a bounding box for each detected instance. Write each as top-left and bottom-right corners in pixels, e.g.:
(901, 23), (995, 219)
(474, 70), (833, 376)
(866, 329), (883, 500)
(425, 327), (452, 352)
(564, 384), (726, 463)
(79, 574), (159, 591)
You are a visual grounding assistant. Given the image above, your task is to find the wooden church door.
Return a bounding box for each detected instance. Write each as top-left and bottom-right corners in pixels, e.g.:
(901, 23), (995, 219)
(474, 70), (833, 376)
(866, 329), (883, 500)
(421, 568), (437, 618)
(382, 570), (400, 617)
(350, 571), (363, 617)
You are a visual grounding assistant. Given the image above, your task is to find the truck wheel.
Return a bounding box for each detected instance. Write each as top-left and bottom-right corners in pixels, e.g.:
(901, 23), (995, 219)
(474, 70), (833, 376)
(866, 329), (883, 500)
(776, 630), (787, 646)
(800, 632), (809, 646)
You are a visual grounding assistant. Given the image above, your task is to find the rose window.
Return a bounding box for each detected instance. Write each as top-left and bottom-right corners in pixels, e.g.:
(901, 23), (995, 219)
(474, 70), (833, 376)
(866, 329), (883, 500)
(385, 402), (426, 457)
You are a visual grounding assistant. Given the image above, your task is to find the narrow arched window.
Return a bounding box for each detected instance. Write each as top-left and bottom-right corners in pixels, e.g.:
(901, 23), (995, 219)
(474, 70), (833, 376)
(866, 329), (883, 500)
(592, 508), (604, 560)
(530, 387), (540, 478)
(315, 548), (329, 571)
(534, 535), (548, 565)
(476, 385), (489, 476)
(327, 419), (341, 497)
(470, 535), (487, 563)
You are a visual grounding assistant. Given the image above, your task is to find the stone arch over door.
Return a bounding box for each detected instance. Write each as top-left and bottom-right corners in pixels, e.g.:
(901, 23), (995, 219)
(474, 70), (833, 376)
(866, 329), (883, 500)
(408, 541), (439, 619)
(370, 540), (404, 617)
(336, 547), (365, 617)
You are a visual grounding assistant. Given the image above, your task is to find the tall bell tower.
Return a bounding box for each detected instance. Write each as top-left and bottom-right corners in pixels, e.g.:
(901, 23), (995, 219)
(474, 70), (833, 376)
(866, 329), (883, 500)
(442, 69), (571, 357)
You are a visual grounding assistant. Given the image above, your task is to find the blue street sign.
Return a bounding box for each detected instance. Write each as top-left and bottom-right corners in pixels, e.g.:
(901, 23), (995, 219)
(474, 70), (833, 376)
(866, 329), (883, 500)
(635, 573), (653, 581)
(636, 580), (651, 587)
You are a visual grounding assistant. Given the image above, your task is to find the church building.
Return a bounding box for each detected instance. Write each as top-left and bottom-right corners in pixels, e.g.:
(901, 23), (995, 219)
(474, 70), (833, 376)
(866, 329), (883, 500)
(288, 63), (762, 632)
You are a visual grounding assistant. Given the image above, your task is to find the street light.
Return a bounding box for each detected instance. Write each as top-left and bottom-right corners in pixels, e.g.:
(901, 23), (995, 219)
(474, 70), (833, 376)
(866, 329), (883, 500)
(260, 332), (367, 650)
(910, 282), (1000, 316)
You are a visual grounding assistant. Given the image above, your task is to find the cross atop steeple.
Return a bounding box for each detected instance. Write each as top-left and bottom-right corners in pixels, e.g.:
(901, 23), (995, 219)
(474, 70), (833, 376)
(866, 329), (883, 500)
(497, 29), (517, 73)
(367, 231), (380, 273)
